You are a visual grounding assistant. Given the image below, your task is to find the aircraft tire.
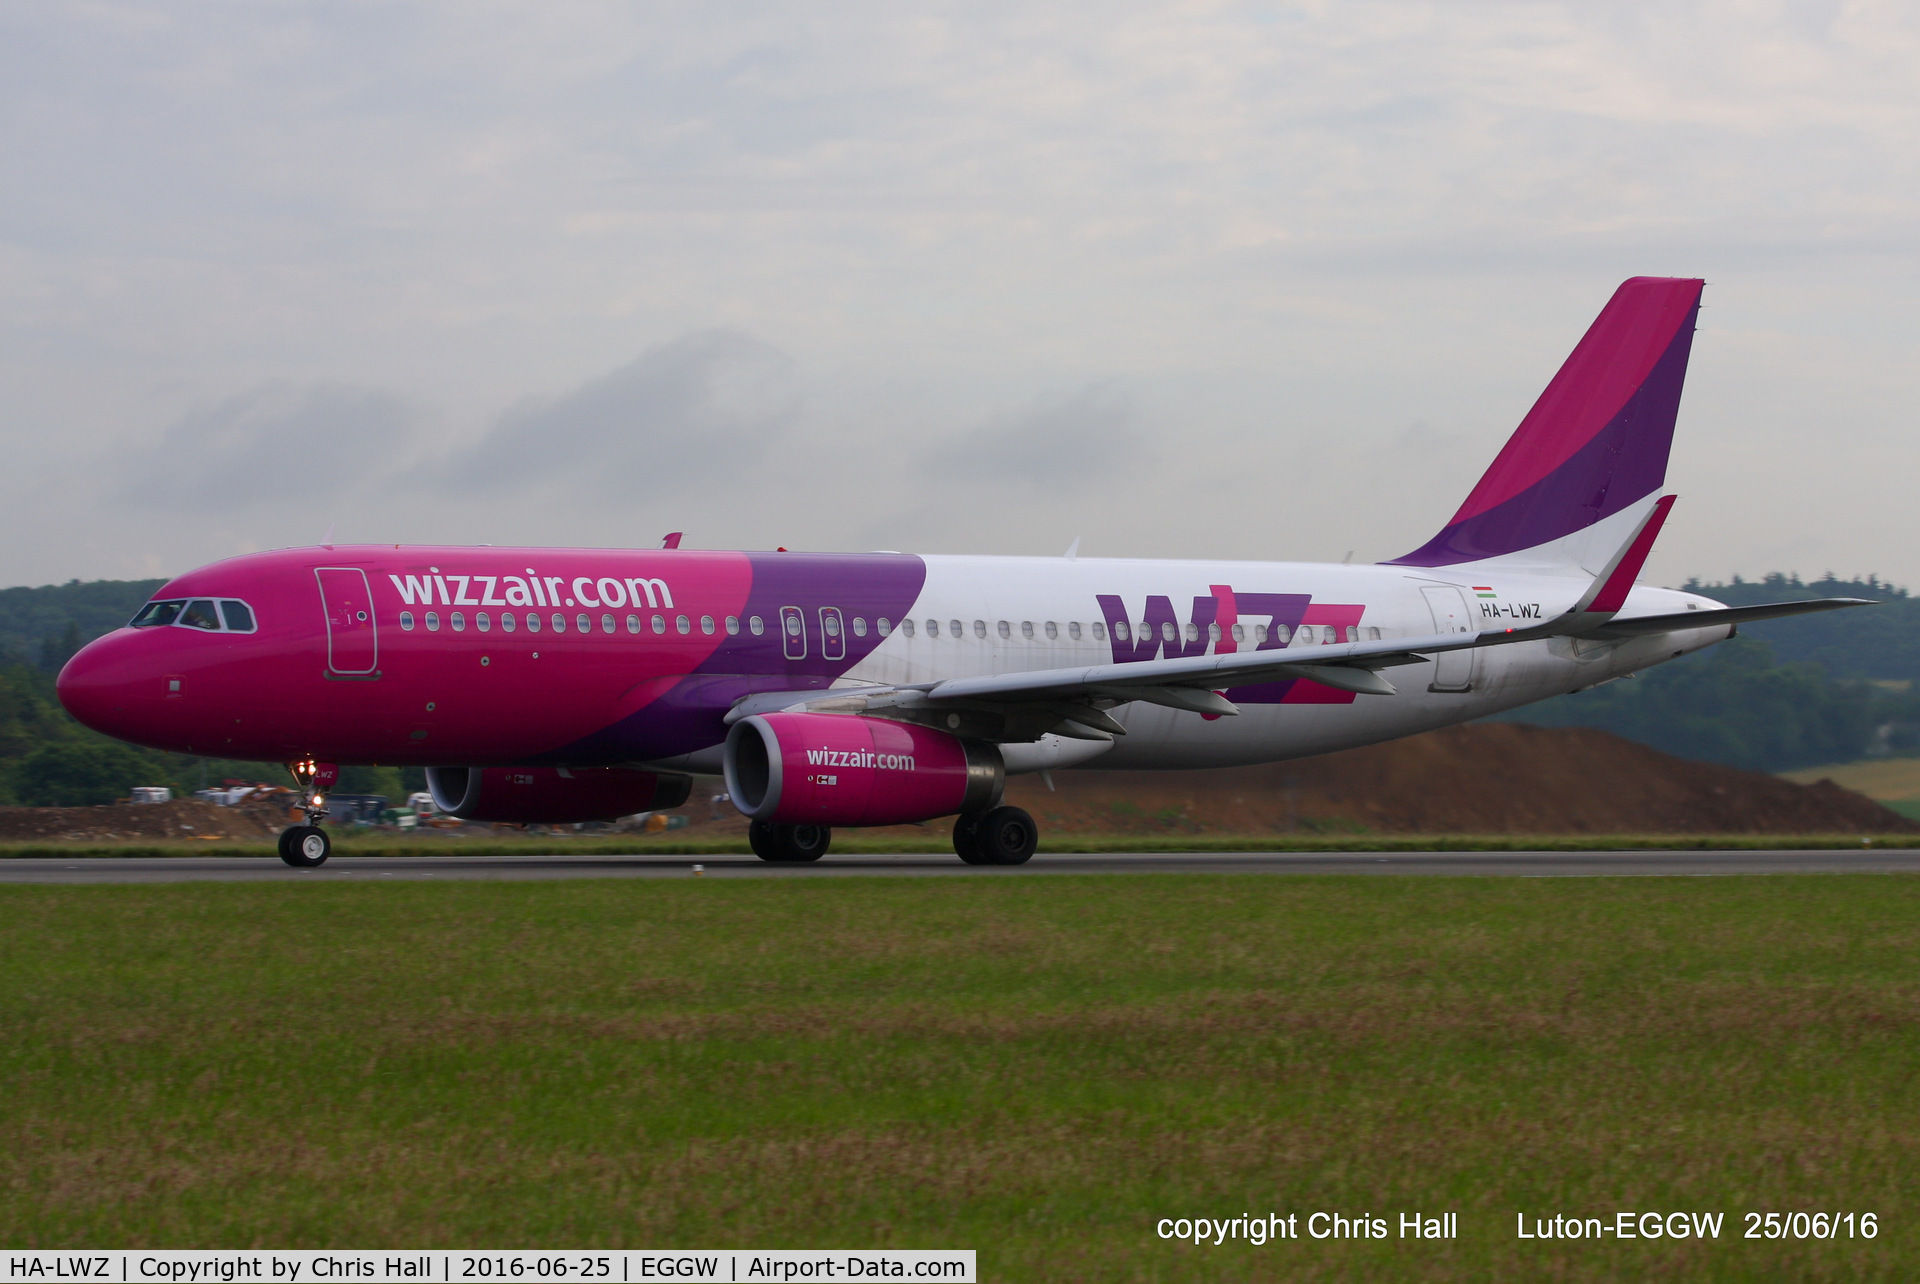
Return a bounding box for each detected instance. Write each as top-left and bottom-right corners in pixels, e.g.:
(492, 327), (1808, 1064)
(952, 812), (995, 864)
(749, 820), (830, 863)
(280, 824), (331, 868)
(973, 806), (1038, 865)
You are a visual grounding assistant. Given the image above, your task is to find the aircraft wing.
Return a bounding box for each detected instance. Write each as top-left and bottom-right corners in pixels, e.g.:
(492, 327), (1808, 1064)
(724, 622), (1557, 739)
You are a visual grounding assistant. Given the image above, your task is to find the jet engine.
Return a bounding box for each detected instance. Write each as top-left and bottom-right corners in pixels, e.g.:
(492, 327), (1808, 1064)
(724, 712), (1003, 827)
(424, 766), (692, 823)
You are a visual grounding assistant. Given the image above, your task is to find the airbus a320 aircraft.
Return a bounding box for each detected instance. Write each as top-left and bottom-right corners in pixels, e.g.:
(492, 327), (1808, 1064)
(58, 277), (1867, 868)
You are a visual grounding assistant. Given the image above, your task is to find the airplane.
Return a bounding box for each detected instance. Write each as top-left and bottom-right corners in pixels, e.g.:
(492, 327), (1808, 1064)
(57, 276), (1870, 868)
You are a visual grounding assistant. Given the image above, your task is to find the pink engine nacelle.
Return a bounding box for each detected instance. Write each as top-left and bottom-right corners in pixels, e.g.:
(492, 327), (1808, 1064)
(725, 712), (1004, 826)
(425, 766), (692, 823)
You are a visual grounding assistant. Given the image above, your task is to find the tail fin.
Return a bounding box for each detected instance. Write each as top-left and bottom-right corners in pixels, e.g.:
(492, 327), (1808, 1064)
(1389, 276), (1704, 572)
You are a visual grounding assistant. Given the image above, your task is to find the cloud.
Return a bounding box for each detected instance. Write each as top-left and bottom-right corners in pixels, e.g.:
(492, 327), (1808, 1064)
(921, 384), (1144, 491)
(8, 4), (1920, 584)
(429, 329), (799, 497)
(117, 383), (417, 511)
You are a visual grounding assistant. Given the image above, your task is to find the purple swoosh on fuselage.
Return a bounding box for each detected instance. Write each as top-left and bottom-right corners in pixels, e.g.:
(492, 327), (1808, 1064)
(546, 552), (928, 764)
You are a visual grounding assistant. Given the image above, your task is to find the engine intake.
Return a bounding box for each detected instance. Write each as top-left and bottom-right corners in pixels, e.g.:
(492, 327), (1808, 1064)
(424, 766), (691, 823)
(725, 712), (1003, 826)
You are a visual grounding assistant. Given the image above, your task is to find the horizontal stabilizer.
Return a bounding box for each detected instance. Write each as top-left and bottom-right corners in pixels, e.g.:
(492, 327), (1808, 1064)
(1584, 597), (1875, 639)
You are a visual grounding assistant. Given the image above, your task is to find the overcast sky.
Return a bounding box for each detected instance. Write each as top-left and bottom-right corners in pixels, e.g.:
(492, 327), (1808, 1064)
(3, 2), (1916, 590)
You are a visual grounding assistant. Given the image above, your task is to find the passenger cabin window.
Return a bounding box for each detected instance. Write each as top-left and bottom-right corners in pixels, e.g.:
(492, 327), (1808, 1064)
(552, 613), (567, 632)
(576, 613), (590, 633)
(973, 620), (986, 638)
(477, 612), (491, 632)
(501, 612), (517, 633)
(878, 618), (892, 637)
(219, 601), (256, 632)
(1067, 621), (1080, 640)
(525, 613), (540, 632)
(1091, 622), (1106, 641)
(951, 619), (963, 638)
(997, 620), (1011, 639)
(1113, 621), (1130, 641)
(726, 615), (740, 635)
(652, 615), (667, 635)
(178, 600), (221, 631)
(426, 612), (441, 631)
(677, 615), (691, 635)
(130, 600), (186, 628)
(1021, 621), (1034, 640)
(1231, 623), (1245, 643)
(400, 611), (415, 631)
(749, 616), (765, 636)
(1043, 621), (1057, 640)
(451, 612), (466, 631)
(626, 614), (641, 634)
(702, 615), (716, 635)
(602, 614), (615, 634)
(851, 617), (867, 637)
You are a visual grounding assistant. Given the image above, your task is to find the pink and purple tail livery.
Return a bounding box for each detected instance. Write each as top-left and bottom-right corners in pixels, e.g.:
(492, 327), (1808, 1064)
(1390, 277), (1704, 567)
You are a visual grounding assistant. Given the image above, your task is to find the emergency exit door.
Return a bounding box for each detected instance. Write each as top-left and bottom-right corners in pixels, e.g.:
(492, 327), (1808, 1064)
(1421, 584), (1476, 692)
(316, 567), (379, 675)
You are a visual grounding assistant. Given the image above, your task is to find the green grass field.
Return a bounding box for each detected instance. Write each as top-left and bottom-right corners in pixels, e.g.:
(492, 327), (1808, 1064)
(2, 875), (1915, 1280)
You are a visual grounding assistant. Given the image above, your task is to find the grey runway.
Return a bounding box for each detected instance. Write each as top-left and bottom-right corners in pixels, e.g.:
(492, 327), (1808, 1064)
(1, 848), (1917, 883)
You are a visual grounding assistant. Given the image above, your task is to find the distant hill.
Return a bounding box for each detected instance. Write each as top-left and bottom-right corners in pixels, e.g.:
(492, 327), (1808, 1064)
(1487, 574), (1920, 772)
(1685, 573), (1919, 682)
(0, 579), (167, 668)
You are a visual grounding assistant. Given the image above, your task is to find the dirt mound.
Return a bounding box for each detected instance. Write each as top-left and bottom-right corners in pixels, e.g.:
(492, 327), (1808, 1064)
(0, 797), (284, 842)
(998, 723), (1917, 835)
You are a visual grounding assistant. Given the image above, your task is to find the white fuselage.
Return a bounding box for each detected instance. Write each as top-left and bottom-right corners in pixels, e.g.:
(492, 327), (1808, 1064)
(841, 556), (1728, 771)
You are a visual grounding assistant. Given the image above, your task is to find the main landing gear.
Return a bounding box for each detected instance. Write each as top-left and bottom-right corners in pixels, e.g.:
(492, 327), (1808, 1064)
(749, 820), (832, 863)
(953, 806), (1039, 866)
(279, 758), (335, 869)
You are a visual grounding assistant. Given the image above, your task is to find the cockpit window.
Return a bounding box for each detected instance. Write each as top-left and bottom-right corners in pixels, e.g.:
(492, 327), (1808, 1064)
(132, 597), (259, 632)
(177, 600), (222, 630)
(130, 600), (186, 628)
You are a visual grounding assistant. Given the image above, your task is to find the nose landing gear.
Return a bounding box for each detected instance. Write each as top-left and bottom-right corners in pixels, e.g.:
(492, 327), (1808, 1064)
(279, 758), (339, 868)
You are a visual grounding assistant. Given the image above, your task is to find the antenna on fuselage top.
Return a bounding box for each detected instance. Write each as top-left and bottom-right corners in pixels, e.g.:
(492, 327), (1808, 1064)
(1063, 536), (1080, 560)
(660, 532), (683, 550)
(320, 522), (336, 550)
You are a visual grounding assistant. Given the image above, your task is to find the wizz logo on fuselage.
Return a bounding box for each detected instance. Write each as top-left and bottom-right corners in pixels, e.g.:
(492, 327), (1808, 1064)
(1095, 586), (1367, 706)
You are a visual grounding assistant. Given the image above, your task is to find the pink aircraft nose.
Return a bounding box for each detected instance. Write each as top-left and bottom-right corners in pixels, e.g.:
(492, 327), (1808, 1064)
(56, 632), (181, 751)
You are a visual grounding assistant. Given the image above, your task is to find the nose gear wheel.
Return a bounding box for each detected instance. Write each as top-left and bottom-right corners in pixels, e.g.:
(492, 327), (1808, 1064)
(280, 758), (335, 868)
